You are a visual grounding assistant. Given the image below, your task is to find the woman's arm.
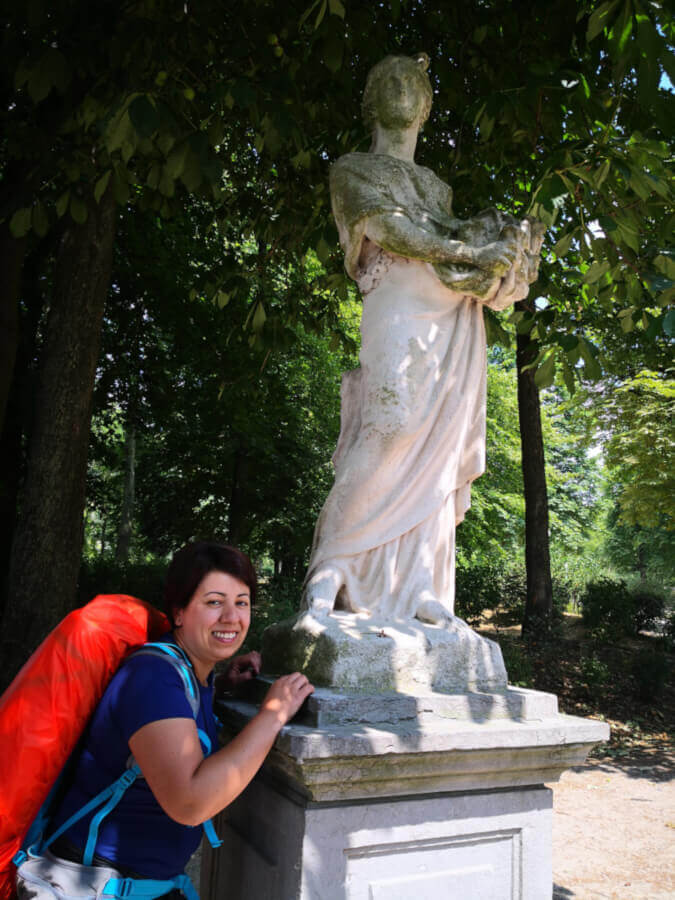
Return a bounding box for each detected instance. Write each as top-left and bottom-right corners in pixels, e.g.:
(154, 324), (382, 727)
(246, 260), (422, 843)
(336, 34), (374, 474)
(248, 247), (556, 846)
(364, 212), (515, 274)
(128, 672), (313, 826)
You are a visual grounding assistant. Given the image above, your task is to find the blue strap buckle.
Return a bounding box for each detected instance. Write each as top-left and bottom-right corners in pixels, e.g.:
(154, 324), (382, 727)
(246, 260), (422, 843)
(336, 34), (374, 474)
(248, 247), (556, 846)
(119, 769), (138, 788)
(113, 879), (135, 898)
(12, 850), (28, 867)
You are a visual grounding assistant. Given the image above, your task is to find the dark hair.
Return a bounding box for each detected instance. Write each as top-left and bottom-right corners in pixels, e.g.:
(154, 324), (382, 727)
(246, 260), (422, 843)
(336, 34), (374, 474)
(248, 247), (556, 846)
(163, 541), (257, 627)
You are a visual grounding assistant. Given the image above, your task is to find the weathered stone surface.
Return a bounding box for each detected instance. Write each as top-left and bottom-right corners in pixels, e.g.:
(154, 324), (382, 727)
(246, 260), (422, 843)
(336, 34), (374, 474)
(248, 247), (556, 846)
(217, 693), (609, 802)
(231, 678), (558, 727)
(301, 54), (545, 623)
(261, 609), (508, 694)
(202, 696), (609, 898)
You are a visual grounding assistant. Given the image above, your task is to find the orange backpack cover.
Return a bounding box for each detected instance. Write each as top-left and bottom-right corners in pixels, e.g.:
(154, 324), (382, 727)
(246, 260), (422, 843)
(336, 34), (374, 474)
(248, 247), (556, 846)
(0, 595), (169, 900)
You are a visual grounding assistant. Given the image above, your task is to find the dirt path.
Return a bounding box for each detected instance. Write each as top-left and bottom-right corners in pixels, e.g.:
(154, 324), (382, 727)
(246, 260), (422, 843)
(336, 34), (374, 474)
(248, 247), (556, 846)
(551, 752), (675, 899)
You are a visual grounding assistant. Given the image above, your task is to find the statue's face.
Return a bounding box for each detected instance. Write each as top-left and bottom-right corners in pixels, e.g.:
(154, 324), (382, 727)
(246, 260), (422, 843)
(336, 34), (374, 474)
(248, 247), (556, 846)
(372, 60), (428, 130)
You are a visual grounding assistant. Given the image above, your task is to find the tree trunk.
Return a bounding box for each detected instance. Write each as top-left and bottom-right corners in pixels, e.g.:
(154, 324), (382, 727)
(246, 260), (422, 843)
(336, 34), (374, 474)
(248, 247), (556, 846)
(115, 422), (136, 564)
(0, 234), (55, 609)
(516, 316), (553, 637)
(0, 223), (27, 436)
(1, 188), (117, 690)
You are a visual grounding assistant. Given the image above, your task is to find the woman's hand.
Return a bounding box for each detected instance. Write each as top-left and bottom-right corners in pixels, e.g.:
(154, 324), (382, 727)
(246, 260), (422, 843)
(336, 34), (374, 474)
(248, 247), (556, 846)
(260, 672), (314, 727)
(216, 651), (262, 693)
(474, 241), (516, 276)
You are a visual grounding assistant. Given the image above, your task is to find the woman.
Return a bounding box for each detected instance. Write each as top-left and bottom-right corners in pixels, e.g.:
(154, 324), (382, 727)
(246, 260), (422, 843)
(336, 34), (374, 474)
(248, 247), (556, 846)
(17, 541), (313, 898)
(303, 54), (543, 625)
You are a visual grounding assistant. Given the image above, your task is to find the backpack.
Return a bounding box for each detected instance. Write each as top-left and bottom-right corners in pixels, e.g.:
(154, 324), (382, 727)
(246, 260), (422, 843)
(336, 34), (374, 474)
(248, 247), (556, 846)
(0, 596), (221, 900)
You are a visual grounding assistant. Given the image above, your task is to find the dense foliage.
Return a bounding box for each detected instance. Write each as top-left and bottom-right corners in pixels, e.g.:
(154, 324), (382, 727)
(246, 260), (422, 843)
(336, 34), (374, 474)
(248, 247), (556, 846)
(1, 1), (672, 682)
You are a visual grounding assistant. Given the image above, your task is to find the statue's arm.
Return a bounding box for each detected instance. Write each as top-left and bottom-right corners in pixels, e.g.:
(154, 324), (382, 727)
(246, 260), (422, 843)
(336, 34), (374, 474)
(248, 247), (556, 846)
(363, 212), (515, 273)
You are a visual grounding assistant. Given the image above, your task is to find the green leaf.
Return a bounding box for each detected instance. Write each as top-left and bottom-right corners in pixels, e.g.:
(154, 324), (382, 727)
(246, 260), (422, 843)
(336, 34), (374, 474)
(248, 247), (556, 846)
(146, 164), (161, 190)
(663, 310), (675, 338)
(299, 0), (321, 28)
(558, 333), (579, 352)
(316, 237), (331, 263)
(328, 0), (345, 17)
(595, 158), (611, 188)
(553, 231), (574, 258)
(560, 355), (576, 395)
(180, 153), (202, 192)
(56, 191), (70, 218)
(620, 315), (634, 333)
(27, 66), (52, 103)
(314, 0), (327, 29)
(583, 260), (610, 284)
(9, 207), (32, 238)
(216, 290), (230, 309)
(165, 144), (189, 179)
(534, 351), (556, 389)
(159, 172), (176, 198)
(516, 315), (535, 335)
(252, 301), (267, 332)
(579, 337), (602, 380)
(70, 196), (87, 225)
(32, 202), (49, 237)
(654, 254), (675, 280)
(615, 4), (633, 54)
(105, 108), (134, 154)
(323, 34), (343, 72)
(587, 0), (619, 41)
(616, 221), (639, 253)
(128, 95), (160, 139)
(94, 170), (112, 204)
(41, 48), (69, 93)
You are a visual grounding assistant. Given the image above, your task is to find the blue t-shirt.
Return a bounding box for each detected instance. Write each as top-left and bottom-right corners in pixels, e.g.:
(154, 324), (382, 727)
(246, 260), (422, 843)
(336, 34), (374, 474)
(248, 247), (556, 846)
(51, 638), (218, 878)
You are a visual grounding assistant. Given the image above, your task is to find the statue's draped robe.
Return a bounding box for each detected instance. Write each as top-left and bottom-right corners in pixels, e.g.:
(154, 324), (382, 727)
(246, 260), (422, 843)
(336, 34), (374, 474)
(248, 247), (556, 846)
(304, 153), (539, 618)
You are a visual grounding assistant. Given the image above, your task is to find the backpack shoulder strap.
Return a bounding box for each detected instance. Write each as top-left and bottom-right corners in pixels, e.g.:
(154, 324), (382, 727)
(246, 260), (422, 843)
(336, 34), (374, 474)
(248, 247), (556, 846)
(127, 642), (201, 719)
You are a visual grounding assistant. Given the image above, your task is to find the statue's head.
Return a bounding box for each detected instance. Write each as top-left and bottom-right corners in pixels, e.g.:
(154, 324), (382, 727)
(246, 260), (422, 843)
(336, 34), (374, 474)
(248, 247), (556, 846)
(362, 53), (432, 134)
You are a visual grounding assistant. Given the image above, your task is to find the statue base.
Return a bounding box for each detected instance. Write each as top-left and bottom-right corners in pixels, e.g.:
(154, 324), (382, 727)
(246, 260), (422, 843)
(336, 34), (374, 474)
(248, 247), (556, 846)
(261, 610), (508, 694)
(202, 689), (608, 900)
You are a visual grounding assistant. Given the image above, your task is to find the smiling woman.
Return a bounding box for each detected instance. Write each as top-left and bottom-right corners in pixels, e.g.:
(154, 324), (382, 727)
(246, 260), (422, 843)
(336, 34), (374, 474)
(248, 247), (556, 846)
(16, 541), (314, 900)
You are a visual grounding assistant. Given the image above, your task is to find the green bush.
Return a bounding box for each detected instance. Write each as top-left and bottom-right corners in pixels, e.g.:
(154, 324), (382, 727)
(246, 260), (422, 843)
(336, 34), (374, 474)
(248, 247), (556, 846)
(579, 653), (611, 696)
(499, 640), (534, 688)
(455, 562), (506, 625)
(631, 650), (670, 702)
(630, 589), (666, 634)
(581, 577), (667, 640)
(581, 577), (636, 640)
(244, 575), (302, 651)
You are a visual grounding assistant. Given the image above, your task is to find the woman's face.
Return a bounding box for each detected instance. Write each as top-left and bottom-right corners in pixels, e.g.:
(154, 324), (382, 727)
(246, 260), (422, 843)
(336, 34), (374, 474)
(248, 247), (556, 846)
(373, 62), (427, 130)
(174, 570), (251, 679)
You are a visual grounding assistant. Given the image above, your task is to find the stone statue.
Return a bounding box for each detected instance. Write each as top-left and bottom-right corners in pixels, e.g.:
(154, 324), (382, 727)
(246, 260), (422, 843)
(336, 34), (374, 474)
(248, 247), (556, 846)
(302, 54), (544, 627)
(262, 53), (543, 693)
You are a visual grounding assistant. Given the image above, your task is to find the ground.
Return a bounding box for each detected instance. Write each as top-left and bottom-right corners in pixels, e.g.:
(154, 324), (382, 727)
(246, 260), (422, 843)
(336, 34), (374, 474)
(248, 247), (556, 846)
(482, 614), (674, 899)
(551, 754), (674, 899)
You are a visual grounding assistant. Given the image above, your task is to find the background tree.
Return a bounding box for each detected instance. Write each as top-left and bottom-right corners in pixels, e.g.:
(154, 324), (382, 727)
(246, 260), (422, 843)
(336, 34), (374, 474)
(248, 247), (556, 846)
(1, 0), (672, 683)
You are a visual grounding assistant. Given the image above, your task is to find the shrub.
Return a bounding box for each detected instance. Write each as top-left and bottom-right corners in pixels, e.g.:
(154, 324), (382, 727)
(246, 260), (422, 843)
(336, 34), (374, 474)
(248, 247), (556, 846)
(244, 575), (302, 650)
(579, 653), (611, 696)
(499, 640), (534, 688)
(631, 650), (670, 702)
(630, 589), (666, 634)
(455, 562), (506, 626)
(581, 577), (636, 641)
(581, 578), (668, 641)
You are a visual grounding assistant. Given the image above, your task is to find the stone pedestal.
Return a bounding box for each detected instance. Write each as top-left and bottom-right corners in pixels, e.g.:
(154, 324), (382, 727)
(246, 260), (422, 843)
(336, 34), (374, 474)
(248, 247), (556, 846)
(201, 687), (608, 900)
